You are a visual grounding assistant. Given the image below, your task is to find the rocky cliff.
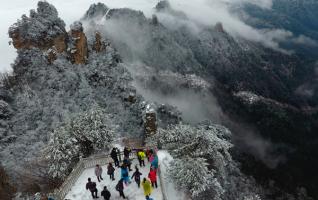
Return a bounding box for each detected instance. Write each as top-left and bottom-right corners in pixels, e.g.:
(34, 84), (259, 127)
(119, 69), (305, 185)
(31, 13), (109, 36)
(8, 2), (89, 65)
(68, 21), (88, 64)
(8, 2), (67, 52)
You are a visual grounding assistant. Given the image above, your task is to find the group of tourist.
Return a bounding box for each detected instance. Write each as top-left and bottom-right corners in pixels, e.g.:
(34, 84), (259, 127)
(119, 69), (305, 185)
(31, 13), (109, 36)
(86, 147), (159, 200)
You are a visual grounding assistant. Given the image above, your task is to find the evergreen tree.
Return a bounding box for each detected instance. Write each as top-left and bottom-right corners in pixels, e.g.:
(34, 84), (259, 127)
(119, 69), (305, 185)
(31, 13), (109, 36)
(158, 123), (263, 199)
(44, 106), (115, 179)
(158, 123), (231, 198)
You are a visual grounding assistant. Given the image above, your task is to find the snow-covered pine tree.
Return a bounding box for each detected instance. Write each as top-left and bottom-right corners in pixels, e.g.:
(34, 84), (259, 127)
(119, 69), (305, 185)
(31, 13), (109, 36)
(44, 106), (115, 179)
(158, 123), (232, 198)
(158, 123), (264, 200)
(168, 156), (223, 198)
(45, 126), (79, 179)
(70, 105), (115, 154)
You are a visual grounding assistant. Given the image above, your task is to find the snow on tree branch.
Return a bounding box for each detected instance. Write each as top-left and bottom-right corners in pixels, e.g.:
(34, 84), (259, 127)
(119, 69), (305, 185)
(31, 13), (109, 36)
(158, 123), (232, 198)
(44, 106), (115, 179)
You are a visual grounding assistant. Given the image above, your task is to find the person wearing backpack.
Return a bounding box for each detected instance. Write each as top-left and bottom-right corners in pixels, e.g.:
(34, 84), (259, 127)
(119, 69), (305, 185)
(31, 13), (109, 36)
(86, 178), (98, 198)
(116, 178), (126, 199)
(101, 186), (111, 200)
(131, 166), (143, 188)
(107, 163), (115, 181)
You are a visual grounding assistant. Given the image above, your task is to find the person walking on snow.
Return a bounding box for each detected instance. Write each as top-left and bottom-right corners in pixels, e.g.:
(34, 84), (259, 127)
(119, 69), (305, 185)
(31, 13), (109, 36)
(123, 156), (132, 171)
(101, 186), (111, 200)
(142, 177), (153, 196)
(95, 164), (103, 182)
(121, 165), (131, 185)
(149, 152), (154, 163)
(124, 147), (131, 158)
(111, 148), (119, 167)
(86, 178), (98, 199)
(151, 154), (159, 170)
(131, 166), (143, 188)
(138, 150), (146, 167)
(107, 162), (115, 181)
(148, 167), (158, 188)
(116, 178), (126, 199)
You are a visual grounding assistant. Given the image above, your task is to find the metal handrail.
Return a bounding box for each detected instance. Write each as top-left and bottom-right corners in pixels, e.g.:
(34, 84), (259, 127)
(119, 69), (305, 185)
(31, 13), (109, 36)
(53, 149), (167, 200)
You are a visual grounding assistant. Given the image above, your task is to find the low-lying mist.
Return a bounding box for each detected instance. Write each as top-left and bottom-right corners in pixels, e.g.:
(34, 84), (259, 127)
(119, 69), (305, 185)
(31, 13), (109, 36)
(82, 1), (287, 168)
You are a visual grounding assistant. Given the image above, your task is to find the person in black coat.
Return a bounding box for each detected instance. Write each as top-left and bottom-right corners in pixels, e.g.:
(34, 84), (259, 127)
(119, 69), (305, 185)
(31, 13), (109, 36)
(111, 148), (119, 167)
(86, 178), (98, 198)
(131, 166), (143, 188)
(101, 186), (111, 200)
(107, 163), (115, 181)
(116, 178), (126, 199)
(124, 147), (131, 158)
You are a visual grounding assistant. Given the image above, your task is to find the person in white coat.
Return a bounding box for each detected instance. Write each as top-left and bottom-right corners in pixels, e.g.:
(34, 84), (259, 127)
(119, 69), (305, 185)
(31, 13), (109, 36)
(95, 164), (103, 182)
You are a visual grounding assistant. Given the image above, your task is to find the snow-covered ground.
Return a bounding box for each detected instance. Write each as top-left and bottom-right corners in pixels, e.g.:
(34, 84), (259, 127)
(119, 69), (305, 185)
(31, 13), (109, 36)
(65, 157), (163, 200)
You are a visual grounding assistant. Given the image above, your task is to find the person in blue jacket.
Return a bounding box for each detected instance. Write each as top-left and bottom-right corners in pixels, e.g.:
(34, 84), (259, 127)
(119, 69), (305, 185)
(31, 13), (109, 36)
(121, 165), (131, 185)
(151, 154), (159, 170)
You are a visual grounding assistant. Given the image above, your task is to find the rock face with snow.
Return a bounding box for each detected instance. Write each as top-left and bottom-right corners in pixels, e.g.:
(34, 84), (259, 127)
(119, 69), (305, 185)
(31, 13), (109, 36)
(8, 1), (67, 53)
(144, 104), (157, 136)
(214, 22), (225, 33)
(82, 2), (109, 20)
(68, 21), (88, 64)
(93, 32), (106, 52)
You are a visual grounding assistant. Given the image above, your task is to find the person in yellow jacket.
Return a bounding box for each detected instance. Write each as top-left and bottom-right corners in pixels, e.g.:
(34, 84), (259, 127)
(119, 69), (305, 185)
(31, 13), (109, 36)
(138, 150), (146, 167)
(142, 177), (152, 196)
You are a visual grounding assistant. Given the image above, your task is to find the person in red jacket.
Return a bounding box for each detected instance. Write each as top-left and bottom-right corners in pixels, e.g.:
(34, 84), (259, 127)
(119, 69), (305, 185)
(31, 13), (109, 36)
(148, 167), (158, 188)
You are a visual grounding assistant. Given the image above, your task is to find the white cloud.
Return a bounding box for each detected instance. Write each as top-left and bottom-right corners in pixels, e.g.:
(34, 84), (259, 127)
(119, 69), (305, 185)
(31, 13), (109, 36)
(221, 0), (273, 9)
(291, 35), (318, 46)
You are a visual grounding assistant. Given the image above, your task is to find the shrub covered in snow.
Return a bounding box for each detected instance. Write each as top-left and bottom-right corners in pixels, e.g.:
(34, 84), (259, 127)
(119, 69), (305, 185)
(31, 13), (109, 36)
(45, 106), (115, 179)
(158, 123), (231, 198)
(158, 123), (263, 200)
